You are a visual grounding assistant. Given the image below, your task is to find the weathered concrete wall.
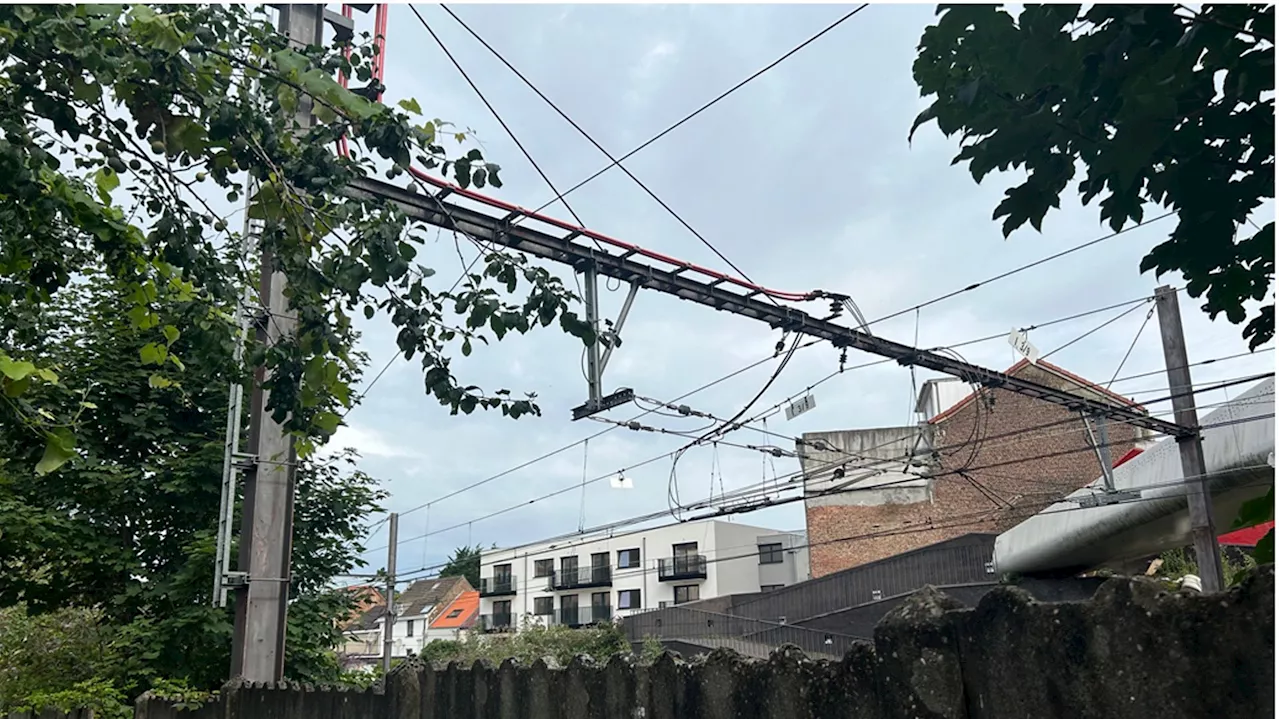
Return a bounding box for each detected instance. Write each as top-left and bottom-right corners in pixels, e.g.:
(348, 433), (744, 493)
(137, 567), (1274, 719)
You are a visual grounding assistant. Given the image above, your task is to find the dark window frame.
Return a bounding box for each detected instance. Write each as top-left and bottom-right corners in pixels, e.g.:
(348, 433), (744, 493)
(405, 619), (415, 637)
(618, 588), (641, 610)
(533, 596), (554, 616)
(673, 584), (700, 605)
(533, 559), (554, 578)
(617, 548), (640, 569)
(760, 584), (784, 592)
(758, 542), (785, 565)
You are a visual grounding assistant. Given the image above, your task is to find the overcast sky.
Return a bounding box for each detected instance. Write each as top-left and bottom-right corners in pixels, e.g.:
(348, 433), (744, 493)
(328, 3), (1275, 578)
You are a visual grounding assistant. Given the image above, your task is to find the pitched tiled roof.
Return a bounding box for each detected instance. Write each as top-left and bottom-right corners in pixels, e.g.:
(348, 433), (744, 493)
(397, 575), (471, 618)
(430, 590), (479, 630)
(927, 358), (1145, 425)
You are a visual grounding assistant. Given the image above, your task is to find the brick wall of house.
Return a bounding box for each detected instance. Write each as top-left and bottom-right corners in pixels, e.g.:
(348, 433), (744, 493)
(805, 363), (1145, 577)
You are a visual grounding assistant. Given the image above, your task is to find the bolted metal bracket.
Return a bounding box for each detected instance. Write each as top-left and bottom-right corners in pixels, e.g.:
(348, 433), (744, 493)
(571, 261), (640, 421)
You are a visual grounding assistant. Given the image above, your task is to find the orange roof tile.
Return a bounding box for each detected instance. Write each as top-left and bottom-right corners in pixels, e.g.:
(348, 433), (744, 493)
(429, 590), (479, 629)
(927, 358), (1145, 425)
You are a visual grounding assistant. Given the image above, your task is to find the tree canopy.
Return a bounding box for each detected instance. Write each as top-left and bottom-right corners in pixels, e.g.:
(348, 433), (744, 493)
(0, 4), (595, 476)
(0, 269), (383, 696)
(911, 4), (1274, 348)
(438, 545), (483, 589)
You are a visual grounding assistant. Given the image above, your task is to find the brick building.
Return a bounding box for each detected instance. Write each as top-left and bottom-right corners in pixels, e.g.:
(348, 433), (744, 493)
(798, 359), (1152, 578)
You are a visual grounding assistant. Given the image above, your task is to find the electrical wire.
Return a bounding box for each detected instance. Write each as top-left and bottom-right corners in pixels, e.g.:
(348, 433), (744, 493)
(361, 359), (1274, 559)
(1042, 299), (1153, 361)
(471, 4), (875, 223)
(409, 5), (596, 242)
(436, 5), (833, 305)
(1106, 306), (1156, 390)
(864, 212), (1176, 329)
(376, 461), (1275, 591)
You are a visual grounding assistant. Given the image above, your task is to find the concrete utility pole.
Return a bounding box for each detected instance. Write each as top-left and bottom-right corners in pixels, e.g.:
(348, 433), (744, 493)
(229, 4), (324, 683)
(382, 513), (398, 675)
(1154, 285), (1225, 592)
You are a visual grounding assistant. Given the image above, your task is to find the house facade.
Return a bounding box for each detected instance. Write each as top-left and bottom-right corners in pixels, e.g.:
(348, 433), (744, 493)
(799, 359), (1152, 577)
(477, 519), (809, 632)
(340, 575), (472, 665)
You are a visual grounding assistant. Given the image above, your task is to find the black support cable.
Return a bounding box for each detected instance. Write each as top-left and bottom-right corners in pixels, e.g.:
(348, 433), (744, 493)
(864, 212), (1176, 329)
(434, 4), (813, 303)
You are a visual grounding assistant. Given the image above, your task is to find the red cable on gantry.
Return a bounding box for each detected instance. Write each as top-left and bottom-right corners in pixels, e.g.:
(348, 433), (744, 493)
(332, 3), (821, 304)
(407, 166), (822, 303)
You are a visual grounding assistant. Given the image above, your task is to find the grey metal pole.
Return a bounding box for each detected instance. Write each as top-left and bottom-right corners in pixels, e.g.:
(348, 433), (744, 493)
(1154, 285), (1225, 592)
(582, 263), (602, 408)
(229, 4), (323, 682)
(382, 513), (399, 676)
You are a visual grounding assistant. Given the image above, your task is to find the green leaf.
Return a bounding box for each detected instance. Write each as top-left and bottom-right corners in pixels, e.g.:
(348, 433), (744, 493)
(314, 411), (342, 436)
(1254, 528), (1274, 564)
(93, 167), (120, 199)
(3, 376), (30, 398)
(162, 325), (180, 345)
(0, 355), (36, 381)
(72, 76), (103, 104)
(1232, 487), (1273, 529)
(166, 117), (208, 156)
(148, 374), (173, 389)
(398, 97), (423, 115)
(35, 430), (77, 476)
(139, 343), (165, 366)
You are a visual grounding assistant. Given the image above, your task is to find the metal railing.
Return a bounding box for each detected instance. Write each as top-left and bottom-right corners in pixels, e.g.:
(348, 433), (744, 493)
(658, 554), (707, 581)
(547, 565), (612, 591)
(479, 575), (517, 597)
(480, 613), (514, 632)
(551, 605), (614, 628)
(625, 604), (864, 660)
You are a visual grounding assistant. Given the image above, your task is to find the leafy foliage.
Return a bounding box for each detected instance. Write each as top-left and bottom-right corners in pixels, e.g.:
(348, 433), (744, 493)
(1231, 485), (1274, 563)
(417, 622), (635, 667)
(0, 3), (590, 473)
(912, 4), (1274, 348)
(1155, 546), (1258, 587)
(0, 605), (124, 712)
(438, 545), (483, 589)
(0, 271), (383, 692)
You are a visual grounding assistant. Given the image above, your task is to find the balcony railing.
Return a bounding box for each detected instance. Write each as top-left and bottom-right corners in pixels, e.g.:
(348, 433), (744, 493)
(658, 555), (707, 581)
(479, 575), (517, 597)
(547, 566), (612, 591)
(480, 613), (514, 632)
(552, 605), (613, 628)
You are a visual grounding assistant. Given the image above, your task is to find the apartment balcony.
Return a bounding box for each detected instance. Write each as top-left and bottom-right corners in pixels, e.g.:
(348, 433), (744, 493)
(480, 613), (514, 633)
(479, 575), (517, 597)
(658, 555), (707, 581)
(551, 605), (613, 628)
(547, 566), (612, 591)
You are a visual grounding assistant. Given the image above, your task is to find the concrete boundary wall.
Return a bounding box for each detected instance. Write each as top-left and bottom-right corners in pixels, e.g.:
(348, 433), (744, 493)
(137, 567), (1275, 719)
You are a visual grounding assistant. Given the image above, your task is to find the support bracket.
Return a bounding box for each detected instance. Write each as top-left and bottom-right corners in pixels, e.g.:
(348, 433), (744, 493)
(570, 263), (637, 421)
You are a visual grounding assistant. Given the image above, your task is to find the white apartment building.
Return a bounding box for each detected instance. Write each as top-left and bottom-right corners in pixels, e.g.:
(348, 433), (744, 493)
(477, 519), (809, 632)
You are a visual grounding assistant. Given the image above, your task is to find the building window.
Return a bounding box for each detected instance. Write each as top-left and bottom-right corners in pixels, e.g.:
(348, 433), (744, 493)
(446, 608), (464, 619)
(405, 619), (414, 637)
(618, 589), (641, 610)
(534, 559), (554, 577)
(494, 562), (513, 578)
(758, 543), (784, 565)
(534, 597), (553, 616)
(674, 585), (700, 605)
(761, 584), (784, 592)
(617, 548), (640, 569)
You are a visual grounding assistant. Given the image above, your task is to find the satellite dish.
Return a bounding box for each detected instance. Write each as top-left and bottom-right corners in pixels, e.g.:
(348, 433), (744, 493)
(610, 473), (633, 490)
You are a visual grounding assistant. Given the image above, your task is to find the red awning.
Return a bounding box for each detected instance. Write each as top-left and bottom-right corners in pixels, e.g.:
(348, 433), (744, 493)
(1219, 521), (1274, 547)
